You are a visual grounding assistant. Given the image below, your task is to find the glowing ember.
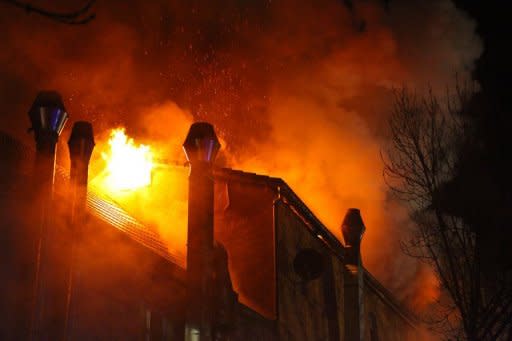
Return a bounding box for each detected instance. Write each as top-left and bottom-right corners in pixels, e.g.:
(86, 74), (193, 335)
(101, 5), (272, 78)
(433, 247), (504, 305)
(102, 128), (153, 191)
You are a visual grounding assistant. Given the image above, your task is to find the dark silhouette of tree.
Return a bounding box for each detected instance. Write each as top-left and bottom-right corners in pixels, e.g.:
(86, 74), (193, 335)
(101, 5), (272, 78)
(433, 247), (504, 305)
(0, 0), (95, 24)
(383, 83), (512, 341)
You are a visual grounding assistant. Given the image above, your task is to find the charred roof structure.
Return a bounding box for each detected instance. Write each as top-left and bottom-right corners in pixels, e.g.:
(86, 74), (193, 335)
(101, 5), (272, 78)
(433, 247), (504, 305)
(0, 92), (418, 340)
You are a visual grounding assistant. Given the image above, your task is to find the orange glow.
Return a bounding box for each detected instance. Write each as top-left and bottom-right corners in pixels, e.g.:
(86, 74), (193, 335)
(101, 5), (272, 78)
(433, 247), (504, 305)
(89, 109), (193, 264)
(102, 128), (153, 191)
(14, 0), (475, 312)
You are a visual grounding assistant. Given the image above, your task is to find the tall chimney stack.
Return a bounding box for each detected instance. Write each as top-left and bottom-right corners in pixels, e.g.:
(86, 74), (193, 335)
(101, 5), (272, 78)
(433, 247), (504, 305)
(28, 91), (68, 201)
(65, 121), (95, 339)
(28, 91), (68, 340)
(342, 208), (366, 341)
(342, 208), (365, 266)
(183, 122), (221, 341)
(67, 121), (94, 224)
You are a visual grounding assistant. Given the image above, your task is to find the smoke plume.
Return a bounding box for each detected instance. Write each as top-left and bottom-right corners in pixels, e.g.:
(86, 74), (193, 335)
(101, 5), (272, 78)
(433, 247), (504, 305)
(0, 0), (481, 312)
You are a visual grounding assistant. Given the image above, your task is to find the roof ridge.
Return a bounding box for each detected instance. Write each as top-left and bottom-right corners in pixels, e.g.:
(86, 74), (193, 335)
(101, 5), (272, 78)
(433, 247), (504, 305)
(214, 166), (346, 256)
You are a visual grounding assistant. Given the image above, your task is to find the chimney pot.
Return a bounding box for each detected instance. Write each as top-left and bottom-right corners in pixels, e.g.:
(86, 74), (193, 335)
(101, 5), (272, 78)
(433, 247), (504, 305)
(342, 209), (365, 340)
(68, 121), (95, 161)
(28, 91), (68, 140)
(183, 122), (220, 165)
(341, 208), (365, 247)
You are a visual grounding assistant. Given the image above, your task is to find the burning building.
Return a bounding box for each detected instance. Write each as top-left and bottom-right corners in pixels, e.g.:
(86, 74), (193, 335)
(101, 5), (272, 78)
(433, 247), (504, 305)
(0, 92), (419, 340)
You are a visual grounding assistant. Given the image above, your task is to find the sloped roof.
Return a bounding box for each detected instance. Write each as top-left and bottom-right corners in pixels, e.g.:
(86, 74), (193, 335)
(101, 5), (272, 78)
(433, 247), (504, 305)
(0, 130), (183, 266)
(364, 269), (418, 327)
(87, 185), (184, 265)
(215, 167), (417, 324)
(1, 130), (415, 323)
(214, 167), (346, 259)
(57, 164), (186, 266)
(2, 130), (342, 268)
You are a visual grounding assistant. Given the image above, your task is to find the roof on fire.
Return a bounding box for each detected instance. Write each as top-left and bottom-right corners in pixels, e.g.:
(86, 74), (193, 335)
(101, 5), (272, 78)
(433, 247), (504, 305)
(0, 130), (344, 267)
(1, 130), (414, 324)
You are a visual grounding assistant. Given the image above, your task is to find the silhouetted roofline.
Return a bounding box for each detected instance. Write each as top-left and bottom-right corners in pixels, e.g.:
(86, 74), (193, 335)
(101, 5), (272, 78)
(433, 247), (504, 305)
(214, 167), (346, 259)
(1, 130), (417, 324)
(215, 167), (417, 324)
(1, 131), (343, 264)
(55, 163), (187, 266)
(1, 130), (184, 267)
(363, 269), (419, 327)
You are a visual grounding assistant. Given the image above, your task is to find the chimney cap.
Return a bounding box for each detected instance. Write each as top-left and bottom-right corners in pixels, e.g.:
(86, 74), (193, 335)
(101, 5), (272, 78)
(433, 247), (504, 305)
(341, 208), (365, 247)
(183, 122), (221, 164)
(28, 90), (68, 137)
(68, 121), (95, 160)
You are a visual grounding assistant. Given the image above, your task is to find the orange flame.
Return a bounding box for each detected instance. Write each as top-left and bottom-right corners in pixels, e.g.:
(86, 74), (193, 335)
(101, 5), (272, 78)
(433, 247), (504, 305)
(102, 128), (153, 191)
(89, 122), (189, 261)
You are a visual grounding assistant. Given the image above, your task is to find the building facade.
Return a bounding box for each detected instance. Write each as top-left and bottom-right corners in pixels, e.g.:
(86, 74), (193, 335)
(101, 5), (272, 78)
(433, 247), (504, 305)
(0, 94), (418, 340)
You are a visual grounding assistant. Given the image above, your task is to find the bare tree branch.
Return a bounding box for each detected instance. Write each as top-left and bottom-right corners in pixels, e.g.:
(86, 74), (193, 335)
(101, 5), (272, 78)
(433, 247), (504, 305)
(0, 0), (95, 25)
(383, 81), (512, 341)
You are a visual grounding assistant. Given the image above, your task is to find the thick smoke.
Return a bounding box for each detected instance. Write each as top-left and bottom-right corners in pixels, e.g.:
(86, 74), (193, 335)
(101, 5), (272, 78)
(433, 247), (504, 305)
(0, 0), (481, 312)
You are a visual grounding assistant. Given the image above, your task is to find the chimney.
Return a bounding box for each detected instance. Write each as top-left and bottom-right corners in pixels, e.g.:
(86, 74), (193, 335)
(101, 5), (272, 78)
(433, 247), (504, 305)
(67, 121), (94, 223)
(28, 91), (68, 199)
(183, 122), (221, 341)
(342, 208), (365, 266)
(65, 121), (95, 339)
(28, 91), (68, 340)
(342, 208), (366, 341)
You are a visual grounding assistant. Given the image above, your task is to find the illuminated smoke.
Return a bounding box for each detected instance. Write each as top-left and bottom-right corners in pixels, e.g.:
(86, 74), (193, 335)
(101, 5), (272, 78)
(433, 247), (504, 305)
(0, 0), (481, 312)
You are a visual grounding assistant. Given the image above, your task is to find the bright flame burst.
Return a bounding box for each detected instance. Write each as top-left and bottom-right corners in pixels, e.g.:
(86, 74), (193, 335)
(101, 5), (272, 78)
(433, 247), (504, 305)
(102, 128), (153, 191)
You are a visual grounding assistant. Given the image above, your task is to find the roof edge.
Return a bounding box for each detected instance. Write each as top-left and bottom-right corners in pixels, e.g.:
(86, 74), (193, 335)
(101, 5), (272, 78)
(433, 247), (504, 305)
(363, 269), (419, 327)
(214, 167), (345, 258)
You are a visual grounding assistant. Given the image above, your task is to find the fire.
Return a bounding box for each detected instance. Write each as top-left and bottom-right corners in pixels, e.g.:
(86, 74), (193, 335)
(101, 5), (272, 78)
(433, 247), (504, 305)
(102, 128), (153, 191)
(88, 122), (189, 262)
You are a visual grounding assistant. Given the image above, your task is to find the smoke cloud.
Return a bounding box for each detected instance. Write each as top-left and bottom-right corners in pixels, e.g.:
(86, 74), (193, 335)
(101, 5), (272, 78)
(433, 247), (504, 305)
(0, 0), (481, 313)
